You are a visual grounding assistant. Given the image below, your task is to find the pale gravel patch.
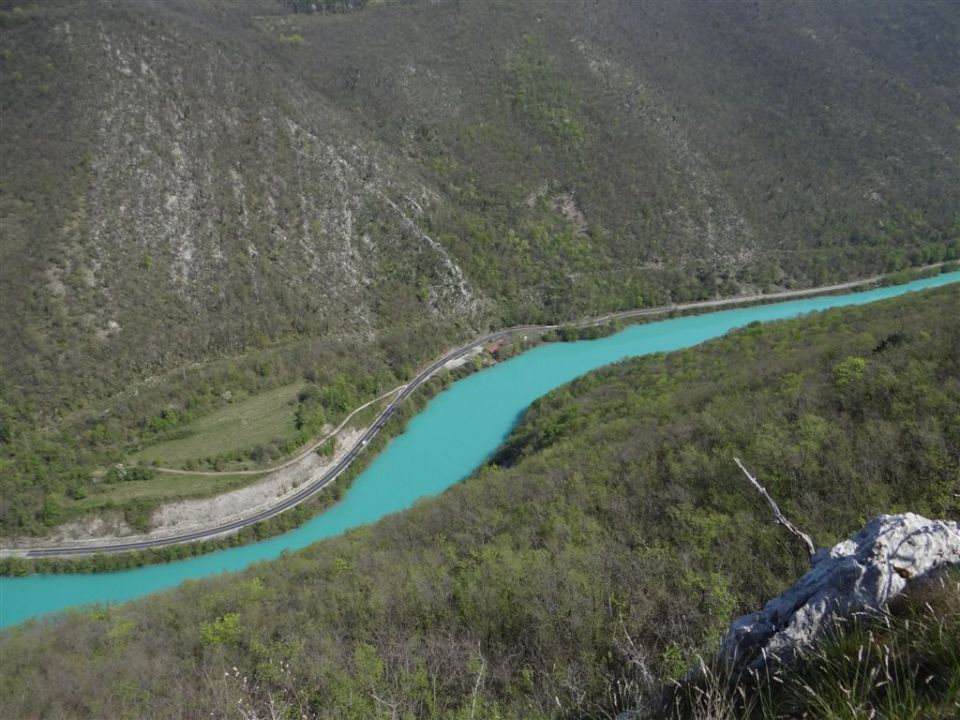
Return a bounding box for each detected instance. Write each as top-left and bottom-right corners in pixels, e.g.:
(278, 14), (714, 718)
(443, 345), (482, 371)
(1, 427), (365, 553)
(148, 427), (363, 536)
(3, 513), (134, 551)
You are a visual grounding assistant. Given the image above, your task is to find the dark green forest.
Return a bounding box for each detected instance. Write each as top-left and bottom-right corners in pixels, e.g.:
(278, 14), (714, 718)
(2, 285), (957, 719)
(2, 0), (959, 534)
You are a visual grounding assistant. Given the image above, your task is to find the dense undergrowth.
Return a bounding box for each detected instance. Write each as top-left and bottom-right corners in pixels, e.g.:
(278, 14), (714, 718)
(1, 284), (957, 718)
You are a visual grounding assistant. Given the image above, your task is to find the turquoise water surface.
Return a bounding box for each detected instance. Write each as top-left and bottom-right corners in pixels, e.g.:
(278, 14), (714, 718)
(2, 272), (958, 628)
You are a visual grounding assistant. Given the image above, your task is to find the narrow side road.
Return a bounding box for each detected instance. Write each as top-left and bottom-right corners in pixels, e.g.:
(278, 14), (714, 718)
(21, 265), (948, 557)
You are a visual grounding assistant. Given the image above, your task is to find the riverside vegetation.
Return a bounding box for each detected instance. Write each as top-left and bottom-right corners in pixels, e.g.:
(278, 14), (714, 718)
(1, 284), (957, 718)
(0, 353), (489, 575)
(2, 0), (960, 537)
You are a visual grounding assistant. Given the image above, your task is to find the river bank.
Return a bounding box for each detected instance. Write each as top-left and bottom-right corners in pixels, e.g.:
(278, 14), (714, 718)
(0, 263), (952, 564)
(1, 264), (954, 572)
(1, 271), (956, 627)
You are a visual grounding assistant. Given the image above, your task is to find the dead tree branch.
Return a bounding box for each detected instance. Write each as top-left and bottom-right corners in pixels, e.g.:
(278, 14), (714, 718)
(470, 642), (486, 720)
(734, 457), (816, 562)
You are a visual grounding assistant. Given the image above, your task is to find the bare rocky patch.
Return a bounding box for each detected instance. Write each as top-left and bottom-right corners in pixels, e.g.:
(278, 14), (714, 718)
(553, 191), (588, 234)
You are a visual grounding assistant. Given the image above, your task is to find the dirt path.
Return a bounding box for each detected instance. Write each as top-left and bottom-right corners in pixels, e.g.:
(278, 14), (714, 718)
(149, 385), (406, 477)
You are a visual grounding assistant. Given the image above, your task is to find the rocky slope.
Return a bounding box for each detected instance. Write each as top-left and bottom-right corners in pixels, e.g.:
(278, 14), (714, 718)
(1, 0), (481, 417)
(3, 0), (959, 416)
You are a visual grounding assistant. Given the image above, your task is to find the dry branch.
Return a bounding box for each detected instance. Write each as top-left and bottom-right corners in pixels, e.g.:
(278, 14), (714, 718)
(734, 457), (816, 562)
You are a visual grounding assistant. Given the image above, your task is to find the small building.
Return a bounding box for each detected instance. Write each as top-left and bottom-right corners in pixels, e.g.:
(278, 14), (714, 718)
(486, 339), (508, 354)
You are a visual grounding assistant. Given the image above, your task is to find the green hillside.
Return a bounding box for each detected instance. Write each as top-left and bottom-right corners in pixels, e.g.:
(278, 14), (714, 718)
(2, 284), (957, 718)
(1, 0), (959, 534)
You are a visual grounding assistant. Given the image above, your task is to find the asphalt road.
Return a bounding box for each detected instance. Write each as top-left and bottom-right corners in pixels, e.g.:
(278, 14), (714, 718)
(24, 267), (939, 557)
(24, 325), (545, 557)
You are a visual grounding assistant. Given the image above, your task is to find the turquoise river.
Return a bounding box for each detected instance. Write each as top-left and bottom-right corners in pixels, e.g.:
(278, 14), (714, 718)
(2, 272), (958, 628)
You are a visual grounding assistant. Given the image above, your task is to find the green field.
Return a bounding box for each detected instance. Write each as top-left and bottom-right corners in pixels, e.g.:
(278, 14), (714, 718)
(130, 382), (307, 468)
(68, 472), (265, 511)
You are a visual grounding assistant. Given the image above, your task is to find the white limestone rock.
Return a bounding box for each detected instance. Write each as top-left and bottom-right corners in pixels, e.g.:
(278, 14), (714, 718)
(720, 513), (960, 670)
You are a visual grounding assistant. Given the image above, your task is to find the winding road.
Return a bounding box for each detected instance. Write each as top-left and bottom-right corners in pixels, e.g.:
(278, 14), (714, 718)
(22, 267), (942, 557)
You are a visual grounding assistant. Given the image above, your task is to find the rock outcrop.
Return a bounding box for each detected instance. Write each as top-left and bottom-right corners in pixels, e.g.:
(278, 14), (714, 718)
(720, 513), (960, 670)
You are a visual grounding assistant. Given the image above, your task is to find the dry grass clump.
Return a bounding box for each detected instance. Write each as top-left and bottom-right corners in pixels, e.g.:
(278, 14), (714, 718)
(660, 569), (960, 720)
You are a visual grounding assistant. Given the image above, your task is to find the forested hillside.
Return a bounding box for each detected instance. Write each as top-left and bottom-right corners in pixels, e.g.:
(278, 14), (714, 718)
(2, 285), (957, 719)
(1, 0), (959, 534)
